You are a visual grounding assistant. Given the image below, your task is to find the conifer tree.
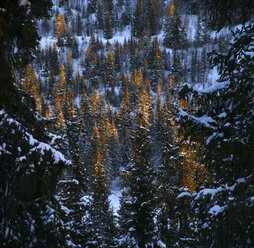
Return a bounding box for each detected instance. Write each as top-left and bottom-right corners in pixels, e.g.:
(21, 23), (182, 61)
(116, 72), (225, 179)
(57, 65), (67, 94)
(195, 11), (206, 47)
(50, 42), (60, 75)
(118, 88), (158, 247)
(156, 101), (179, 247)
(132, 0), (145, 38)
(87, 0), (97, 14)
(53, 90), (66, 130)
(163, 0), (186, 49)
(65, 50), (73, 85)
(119, 86), (132, 168)
(22, 64), (39, 100)
(106, 118), (120, 180)
(106, 46), (115, 88)
(96, 1), (104, 30)
(171, 50), (182, 82)
(76, 14), (83, 36)
(0, 1), (69, 246)
(85, 149), (117, 247)
(54, 13), (66, 46)
(104, 13), (113, 40)
(129, 68), (143, 107)
(147, 0), (161, 36)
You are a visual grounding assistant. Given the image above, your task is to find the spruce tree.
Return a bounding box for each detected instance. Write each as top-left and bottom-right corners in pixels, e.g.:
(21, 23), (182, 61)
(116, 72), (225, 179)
(0, 1), (70, 246)
(163, 0), (186, 49)
(132, 0), (145, 38)
(118, 88), (158, 247)
(104, 13), (113, 40)
(85, 149), (117, 247)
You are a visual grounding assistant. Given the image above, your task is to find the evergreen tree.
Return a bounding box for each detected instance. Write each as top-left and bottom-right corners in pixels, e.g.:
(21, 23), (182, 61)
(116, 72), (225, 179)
(163, 0), (186, 49)
(0, 2), (69, 246)
(65, 50), (73, 85)
(96, 1), (104, 30)
(85, 149), (117, 247)
(118, 88), (158, 247)
(50, 42), (60, 75)
(132, 0), (145, 38)
(76, 14), (83, 36)
(118, 86), (132, 168)
(104, 13), (113, 40)
(156, 100), (180, 247)
(87, 0), (97, 14)
(194, 11), (206, 47)
(106, 46), (115, 88)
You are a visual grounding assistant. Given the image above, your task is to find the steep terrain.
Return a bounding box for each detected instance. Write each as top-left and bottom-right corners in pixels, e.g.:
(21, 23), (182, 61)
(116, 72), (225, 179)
(0, 0), (253, 247)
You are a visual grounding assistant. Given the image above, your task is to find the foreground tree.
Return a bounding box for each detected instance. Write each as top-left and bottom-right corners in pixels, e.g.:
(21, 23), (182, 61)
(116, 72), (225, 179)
(0, 1), (71, 247)
(176, 3), (254, 245)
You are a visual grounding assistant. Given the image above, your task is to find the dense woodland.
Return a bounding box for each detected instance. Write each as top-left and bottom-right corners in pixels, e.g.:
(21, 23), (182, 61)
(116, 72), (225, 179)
(0, 0), (254, 247)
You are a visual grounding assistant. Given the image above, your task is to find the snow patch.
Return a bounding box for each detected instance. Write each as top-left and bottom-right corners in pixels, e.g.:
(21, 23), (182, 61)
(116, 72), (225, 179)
(208, 205), (226, 216)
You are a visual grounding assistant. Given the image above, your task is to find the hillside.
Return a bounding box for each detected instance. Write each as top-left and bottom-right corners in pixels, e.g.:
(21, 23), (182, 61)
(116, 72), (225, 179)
(0, 0), (254, 247)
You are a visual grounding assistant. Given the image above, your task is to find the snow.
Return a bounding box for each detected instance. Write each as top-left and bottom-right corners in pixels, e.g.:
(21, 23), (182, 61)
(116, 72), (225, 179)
(206, 132), (224, 145)
(208, 205), (226, 216)
(59, 179), (79, 185)
(61, 205), (72, 215)
(80, 195), (92, 206)
(157, 240), (166, 248)
(0, 142), (11, 155)
(195, 187), (225, 200)
(197, 80), (230, 93)
(40, 36), (57, 50)
(0, 108), (70, 165)
(218, 112), (227, 118)
(28, 134), (71, 164)
(195, 177), (247, 201)
(177, 192), (192, 199)
(66, 240), (77, 247)
(185, 15), (198, 41)
(178, 108), (216, 128)
(19, 0), (30, 7)
(109, 190), (122, 214)
(0, 109), (5, 115)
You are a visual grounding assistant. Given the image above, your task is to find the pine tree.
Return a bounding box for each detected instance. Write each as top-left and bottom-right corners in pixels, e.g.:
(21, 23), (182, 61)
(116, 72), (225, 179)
(132, 0), (145, 38)
(163, 0), (186, 49)
(171, 50), (183, 82)
(106, 46), (115, 88)
(96, 1), (104, 30)
(129, 68), (143, 107)
(104, 13), (113, 40)
(76, 14), (83, 36)
(118, 86), (132, 169)
(65, 50), (73, 85)
(87, 0), (97, 14)
(50, 42), (60, 75)
(118, 88), (158, 247)
(156, 100), (180, 247)
(194, 11), (206, 47)
(0, 1), (69, 246)
(85, 149), (117, 247)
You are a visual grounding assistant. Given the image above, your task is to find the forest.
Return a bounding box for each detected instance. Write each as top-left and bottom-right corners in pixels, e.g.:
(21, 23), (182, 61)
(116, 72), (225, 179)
(0, 0), (253, 247)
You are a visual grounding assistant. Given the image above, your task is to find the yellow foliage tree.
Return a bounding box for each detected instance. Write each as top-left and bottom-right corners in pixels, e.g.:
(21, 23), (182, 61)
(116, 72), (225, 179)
(54, 13), (66, 37)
